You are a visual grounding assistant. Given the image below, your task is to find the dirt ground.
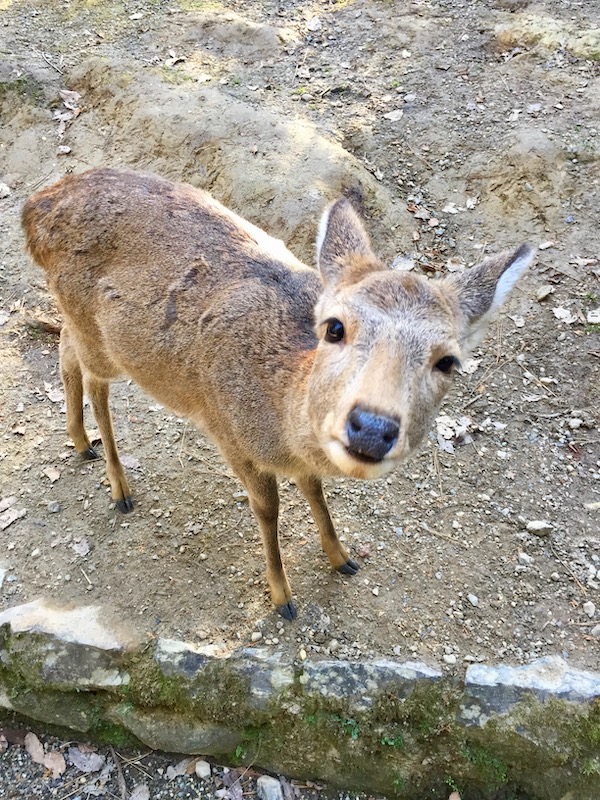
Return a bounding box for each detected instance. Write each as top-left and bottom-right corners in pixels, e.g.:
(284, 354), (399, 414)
(0, 0), (599, 672)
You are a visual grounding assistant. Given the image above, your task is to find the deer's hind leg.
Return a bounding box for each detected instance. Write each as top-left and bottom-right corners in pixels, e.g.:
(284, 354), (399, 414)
(84, 374), (133, 513)
(60, 325), (98, 461)
(60, 326), (133, 513)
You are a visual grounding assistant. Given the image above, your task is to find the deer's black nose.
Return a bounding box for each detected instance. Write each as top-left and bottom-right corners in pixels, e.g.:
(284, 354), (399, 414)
(346, 406), (399, 462)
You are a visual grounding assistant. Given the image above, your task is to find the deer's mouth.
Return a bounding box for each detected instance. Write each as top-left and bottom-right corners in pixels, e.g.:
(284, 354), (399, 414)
(324, 438), (396, 480)
(345, 446), (382, 465)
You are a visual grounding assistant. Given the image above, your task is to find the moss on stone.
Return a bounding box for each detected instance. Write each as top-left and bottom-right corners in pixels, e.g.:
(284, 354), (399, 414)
(0, 75), (45, 105)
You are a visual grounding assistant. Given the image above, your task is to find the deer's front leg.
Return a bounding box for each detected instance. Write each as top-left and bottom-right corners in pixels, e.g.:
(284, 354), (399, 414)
(233, 460), (296, 620)
(295, 475), (359, 576)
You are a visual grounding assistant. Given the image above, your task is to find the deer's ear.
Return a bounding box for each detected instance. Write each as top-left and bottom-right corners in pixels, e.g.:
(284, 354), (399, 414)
(445, 244), (535, 351)
(316, 198), (382, 289)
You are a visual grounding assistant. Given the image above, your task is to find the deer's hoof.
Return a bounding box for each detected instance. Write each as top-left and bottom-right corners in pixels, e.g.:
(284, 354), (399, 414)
(337, 559), (360, 576)
(116, 496), (134, 514)
(82, 447), (99, 460)
(277, 601), (297, 621)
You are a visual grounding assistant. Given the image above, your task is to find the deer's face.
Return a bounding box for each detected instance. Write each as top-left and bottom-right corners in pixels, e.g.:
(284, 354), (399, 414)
(308, 270), (462, 479)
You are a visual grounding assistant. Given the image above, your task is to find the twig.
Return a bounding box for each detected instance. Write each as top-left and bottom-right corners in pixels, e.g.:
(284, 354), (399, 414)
(178, 422), (188, 469)
(550, 542), (587, 595)
(59, 785), (86, 800)
(431, 442), (443, 497)
(39, 50), (63, 74)
(404, 141), (435, 171)
(110, 745), (128, 800)
(115, 750), (153, 779)
(419, 521), (469, 550)
(80, 567), (92, 585)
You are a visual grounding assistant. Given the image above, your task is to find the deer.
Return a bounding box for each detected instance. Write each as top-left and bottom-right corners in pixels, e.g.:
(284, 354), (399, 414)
(22, 168), (534, 620)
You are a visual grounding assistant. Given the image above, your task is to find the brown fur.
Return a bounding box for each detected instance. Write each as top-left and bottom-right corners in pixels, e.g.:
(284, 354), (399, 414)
(22, 168), (533, 619)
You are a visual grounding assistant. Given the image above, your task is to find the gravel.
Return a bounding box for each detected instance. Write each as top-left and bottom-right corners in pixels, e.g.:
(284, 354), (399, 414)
(0, 728), (383, 800)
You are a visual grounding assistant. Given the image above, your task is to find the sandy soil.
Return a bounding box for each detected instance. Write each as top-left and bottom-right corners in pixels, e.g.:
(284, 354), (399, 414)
(0, 0), (599, 672)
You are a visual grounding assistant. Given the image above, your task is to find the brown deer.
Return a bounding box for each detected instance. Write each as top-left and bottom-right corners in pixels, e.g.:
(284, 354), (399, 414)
(22, 168), (533, 620)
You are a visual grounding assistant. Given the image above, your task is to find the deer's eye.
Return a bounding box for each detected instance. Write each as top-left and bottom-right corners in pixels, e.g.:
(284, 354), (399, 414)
(324, 318), (345, 343)
(435, 355), (460, 374)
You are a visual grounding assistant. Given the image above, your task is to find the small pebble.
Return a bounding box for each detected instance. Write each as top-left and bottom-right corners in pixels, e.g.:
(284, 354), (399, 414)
(257, 774), (284, 800)
(251, 631), (262, 642)
(535, 284), (554, 302)
(591, 625), (600, 637)
(467, 593), (479, 607)
(30, 548), (41, 559)
(583, 601), (596, 619)
(0, 182), (11, 198)
(195, 760), (211, 780)
(47, 501), (62, 513)
(443, 654), (457, 665)
(518, 552), (534, 566)
(568, 418), (583, 429)
(372, 586), (379, 596)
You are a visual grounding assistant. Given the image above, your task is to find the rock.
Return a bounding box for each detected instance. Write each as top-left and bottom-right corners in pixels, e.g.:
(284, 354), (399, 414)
(0, 182), (11, 198)
(518, 552), (534, 566)
(526, 520), (553, 536)
(47, 501), (62, 513)
(583, 601), (596, 619)
(257, 775), (284, 800)
(195, 760), (211, 779)
(535, 284), (554, 302)
(591, 625), (600, 637)
(110, 706), (241, 754)
(0, 599), (139, 651)
(301, 659), (441, 711)
(464, 656), (600, 716)
(443, 654), (457, 666)
(467, 594), (479, 607)
(568, 418), (583, 429)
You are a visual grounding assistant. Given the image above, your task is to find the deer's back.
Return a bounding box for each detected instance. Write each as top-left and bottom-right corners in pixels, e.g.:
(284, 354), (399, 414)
(23, 169), (321, 438)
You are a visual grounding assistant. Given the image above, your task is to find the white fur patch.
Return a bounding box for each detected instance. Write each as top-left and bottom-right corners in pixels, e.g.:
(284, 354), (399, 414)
(316, 203), (333, 265)
(490, 244), (535, 314)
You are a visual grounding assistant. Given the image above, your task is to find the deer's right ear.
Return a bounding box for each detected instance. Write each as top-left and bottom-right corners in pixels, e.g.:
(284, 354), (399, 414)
(316, 198), (380, 289)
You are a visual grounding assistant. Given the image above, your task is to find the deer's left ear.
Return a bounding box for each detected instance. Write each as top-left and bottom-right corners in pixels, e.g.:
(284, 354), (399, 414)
(316, 198), (382, 289)
(443, 244), (535, 350)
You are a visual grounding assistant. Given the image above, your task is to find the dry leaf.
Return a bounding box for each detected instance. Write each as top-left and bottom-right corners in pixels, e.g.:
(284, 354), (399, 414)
(553, 307), (578, 324)
(44, 466), (62, 483)
(67, 745), (106, 773)
(587, 309), (600, 324)
(45, 383), (64, 403)
(44, 750), (66, 778)
(25, 732), (45, 764)
(0, 506), (26, 531)
(59, 89), (81, 108)
(0, 728), (26, 746)
(0, 496), (17, 513)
